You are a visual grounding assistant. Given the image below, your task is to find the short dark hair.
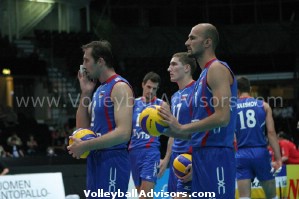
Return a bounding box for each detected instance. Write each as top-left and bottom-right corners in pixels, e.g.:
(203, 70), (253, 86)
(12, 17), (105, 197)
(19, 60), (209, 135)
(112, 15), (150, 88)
(277, 131), (289, 139)
(143, 72), (161, 86)
(82, 40), (114, 68)
(204, 24), (219, 51)
(172, 52), (197, 75)
(237, 76), (251, 93)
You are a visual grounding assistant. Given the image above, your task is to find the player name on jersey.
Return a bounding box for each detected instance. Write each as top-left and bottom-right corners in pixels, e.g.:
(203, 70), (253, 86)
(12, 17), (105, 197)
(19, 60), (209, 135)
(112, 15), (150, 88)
(237, 101), (257, 109)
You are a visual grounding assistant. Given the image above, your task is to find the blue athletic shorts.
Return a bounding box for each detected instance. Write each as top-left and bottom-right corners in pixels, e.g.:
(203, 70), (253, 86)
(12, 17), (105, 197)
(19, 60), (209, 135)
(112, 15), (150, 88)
(129, 148), (160, 186)
(236, 147), (274, 181)
(86, 149), (130, 199)
(168, 152), (192, 193)
(192, 147), (236, 199)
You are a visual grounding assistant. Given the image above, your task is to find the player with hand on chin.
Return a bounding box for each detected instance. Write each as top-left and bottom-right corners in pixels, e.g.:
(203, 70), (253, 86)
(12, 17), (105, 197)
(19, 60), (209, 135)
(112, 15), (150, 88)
(67, 40), (134, 199)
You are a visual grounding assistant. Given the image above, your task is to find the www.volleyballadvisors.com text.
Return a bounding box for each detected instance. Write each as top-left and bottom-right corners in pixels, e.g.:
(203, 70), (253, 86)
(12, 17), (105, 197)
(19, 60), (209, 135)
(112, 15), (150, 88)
(83, 189), (216, 198)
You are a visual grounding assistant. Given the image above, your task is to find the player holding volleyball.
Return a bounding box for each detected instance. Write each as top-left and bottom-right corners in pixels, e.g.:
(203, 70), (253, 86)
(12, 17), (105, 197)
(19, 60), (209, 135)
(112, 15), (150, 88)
(166, 52), (196, 199)
(235, 76), (281, 199)
(128, 72), (167, 199)
(67, 40), (134, 198)
(159, 23), (237, 199)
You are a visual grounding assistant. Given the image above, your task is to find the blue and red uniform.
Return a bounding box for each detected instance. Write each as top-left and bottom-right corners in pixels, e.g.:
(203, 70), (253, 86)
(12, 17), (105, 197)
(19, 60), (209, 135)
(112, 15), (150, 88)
(235, 97), (274, 181)
(128, 97), (163, 186)
(168, 81), (195, 193)
(87, 74), (132, 198)
(191, 59), (237, 199)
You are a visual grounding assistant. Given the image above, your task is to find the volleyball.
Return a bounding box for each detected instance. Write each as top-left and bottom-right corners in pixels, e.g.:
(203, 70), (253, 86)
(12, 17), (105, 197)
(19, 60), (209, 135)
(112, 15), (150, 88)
(69, 128), (97, 159)
(139, 105), (168, 137)
(173, 153), (192, 177)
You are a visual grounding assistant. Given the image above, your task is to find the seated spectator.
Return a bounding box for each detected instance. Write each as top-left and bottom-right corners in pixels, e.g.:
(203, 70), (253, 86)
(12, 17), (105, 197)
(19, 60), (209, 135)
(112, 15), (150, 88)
(277, 131), (299, 164)
(7, 132), (22, 147)
(26, 134), (38, 155)
(6, 137), (24, 158)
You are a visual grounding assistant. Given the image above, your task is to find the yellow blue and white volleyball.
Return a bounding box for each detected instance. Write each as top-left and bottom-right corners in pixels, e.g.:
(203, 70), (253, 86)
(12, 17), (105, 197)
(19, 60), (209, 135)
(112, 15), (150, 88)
(139, 105), (168, 137)
(173, 153), (192, 177)
(69, 128), (97, 159)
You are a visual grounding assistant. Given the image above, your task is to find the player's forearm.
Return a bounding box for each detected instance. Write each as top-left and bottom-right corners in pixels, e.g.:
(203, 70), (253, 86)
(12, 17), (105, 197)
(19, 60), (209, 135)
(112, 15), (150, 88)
(168, 130), (190, 140)
(84, 128), (131, 151)
(268, 132), (282, 161)
(181, 111), (230, 135)
(76, 93), (92, 128)
(164, 138), (173, 161)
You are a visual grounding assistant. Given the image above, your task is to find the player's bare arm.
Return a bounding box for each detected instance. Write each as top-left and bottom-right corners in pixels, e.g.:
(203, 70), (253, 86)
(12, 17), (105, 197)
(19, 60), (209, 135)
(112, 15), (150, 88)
(69, 82), (133, 158)
(264, 102), (282, 172)
(165, 62), (233, 136)
(158, 137), (173, 178)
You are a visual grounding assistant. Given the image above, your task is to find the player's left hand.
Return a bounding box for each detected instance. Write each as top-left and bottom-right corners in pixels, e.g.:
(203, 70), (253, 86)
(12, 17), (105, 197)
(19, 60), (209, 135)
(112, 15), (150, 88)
(67, 136), (84, 159)
(270, 159), (282, 176)
(178, 164), (192, 183)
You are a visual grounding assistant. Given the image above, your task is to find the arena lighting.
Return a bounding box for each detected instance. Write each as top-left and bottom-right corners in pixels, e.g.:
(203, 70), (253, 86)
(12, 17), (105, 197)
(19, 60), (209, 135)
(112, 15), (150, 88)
(28, 0), (55, 3)
(2, 68), (11, 75)
(237, 72), (296, 81)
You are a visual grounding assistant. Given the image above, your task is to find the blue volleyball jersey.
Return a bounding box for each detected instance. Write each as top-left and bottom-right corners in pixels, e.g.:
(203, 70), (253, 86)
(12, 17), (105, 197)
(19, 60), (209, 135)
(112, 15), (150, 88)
(191, 59), (237, 148)
(171, 81), (195, 153)
(128, 97), (163, 150)
(235, 97), (267, 148)
(90, 74), (132, 150)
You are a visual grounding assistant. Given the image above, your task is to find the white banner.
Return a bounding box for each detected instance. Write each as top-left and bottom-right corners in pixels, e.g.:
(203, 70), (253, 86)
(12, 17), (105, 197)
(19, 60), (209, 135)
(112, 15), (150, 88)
(0, 173), (65, 199)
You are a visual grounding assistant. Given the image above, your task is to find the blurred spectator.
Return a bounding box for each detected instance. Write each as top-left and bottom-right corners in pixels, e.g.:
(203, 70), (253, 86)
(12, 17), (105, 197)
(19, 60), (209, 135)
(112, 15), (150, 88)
(7, 132), (23, 147)
(277, 131), (299, 164)
(0, 161), (9, 175)
(6, 137), (24, 158)
(26, 134), (38, 155)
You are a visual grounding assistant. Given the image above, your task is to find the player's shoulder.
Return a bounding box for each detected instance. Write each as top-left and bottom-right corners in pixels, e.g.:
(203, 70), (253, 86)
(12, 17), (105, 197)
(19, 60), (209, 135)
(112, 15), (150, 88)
(111, 81), (134, 101)
(207, 61), (232, 82)
(113, 80), (132, 91)
(209, 60), (234, 77)
(135, 97), (143, 102)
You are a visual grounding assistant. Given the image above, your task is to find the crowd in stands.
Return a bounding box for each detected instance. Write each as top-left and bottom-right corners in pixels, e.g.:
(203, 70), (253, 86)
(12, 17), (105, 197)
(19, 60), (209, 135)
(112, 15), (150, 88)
(0, 104), (74, 158)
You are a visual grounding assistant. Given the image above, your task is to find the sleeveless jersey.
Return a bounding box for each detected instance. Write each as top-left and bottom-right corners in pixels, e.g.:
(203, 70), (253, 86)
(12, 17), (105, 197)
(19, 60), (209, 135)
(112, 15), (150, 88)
(171, 81), (195, 153)
(90, 74), (132, 150)
(191, 59), (237, 148)
(128, 97), (163, 150)
(235, 97), (267, 148)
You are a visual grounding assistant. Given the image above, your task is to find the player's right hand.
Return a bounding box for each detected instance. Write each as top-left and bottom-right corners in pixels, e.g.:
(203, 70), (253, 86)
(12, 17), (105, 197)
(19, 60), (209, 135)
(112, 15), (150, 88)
(67, 136), (84, 159)
(270, 159), (282, 176)
(158, 105), (182, 136)
(77, 69), (96, 94)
